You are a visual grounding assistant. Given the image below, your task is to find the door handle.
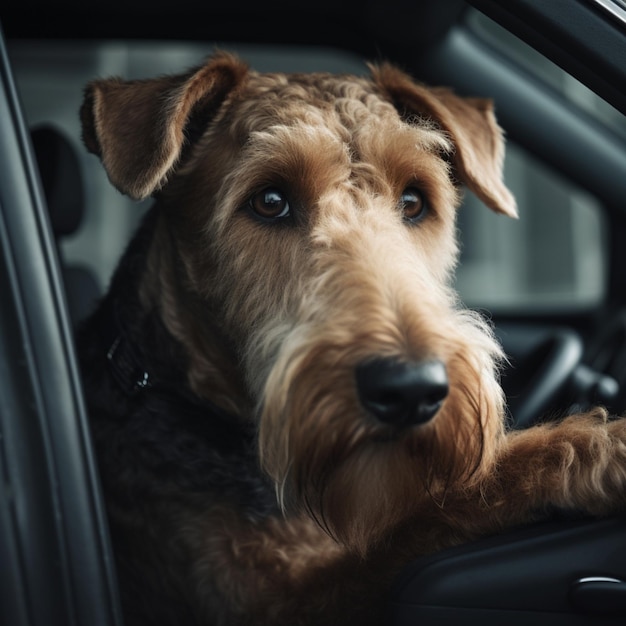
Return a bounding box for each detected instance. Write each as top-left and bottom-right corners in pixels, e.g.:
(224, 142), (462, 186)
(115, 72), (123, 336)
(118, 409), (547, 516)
(570, 576), (626, 615)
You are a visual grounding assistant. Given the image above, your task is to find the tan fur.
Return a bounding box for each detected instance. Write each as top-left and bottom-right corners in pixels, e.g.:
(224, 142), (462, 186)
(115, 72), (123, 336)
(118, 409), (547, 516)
(81, 51), (626, 625)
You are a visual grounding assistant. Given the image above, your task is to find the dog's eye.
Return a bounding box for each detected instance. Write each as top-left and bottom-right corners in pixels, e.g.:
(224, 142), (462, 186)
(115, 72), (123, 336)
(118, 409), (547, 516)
(400, 187), (427, 223)
(249, 188), (290, 220)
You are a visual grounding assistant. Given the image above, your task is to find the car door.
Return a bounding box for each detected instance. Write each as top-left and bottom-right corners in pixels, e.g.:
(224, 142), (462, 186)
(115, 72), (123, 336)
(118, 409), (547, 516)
(0, 24), (122, 626)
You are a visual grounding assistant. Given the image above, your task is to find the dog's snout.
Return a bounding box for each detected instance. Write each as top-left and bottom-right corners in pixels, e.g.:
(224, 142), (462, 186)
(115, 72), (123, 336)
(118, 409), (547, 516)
(355, 358), (448, 428)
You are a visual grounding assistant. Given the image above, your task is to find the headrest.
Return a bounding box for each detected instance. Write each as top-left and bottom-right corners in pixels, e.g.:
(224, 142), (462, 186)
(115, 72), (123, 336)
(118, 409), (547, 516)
(31, 125), (85, 237)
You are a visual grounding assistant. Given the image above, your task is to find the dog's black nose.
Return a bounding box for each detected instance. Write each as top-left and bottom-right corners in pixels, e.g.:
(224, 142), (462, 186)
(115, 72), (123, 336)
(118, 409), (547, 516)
(355, 358), (448, 428)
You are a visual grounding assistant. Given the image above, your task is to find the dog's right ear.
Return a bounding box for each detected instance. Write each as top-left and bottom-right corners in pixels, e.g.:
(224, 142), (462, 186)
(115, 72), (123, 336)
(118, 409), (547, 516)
(80, 51), (249, 200)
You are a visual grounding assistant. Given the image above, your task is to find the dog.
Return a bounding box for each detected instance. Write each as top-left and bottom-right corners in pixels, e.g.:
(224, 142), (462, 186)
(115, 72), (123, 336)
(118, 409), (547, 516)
(77, 51), (626, 625)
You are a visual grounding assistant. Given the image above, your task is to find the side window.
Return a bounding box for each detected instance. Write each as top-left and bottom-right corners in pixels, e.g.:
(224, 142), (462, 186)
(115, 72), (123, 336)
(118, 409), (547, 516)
(456, 144), (607, 310)
(454, 11), (625, 312)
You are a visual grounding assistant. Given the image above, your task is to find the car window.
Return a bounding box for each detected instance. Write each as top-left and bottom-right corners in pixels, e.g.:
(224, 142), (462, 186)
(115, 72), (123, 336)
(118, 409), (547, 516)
(456, 144), (607, 311)
(454, 11), (618, 312)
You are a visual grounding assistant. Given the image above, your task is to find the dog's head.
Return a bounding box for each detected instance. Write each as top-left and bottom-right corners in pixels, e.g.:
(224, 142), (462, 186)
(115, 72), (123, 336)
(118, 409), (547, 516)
(82, 51), (515, 553)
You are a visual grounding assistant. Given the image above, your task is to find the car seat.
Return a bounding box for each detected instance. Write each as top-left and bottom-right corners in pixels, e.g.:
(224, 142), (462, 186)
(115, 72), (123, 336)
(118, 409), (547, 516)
(31, 124), (100, 325)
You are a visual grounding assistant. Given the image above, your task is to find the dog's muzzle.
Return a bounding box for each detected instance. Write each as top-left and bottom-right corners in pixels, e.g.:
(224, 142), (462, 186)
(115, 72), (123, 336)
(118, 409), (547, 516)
(355, 358), (448, 428)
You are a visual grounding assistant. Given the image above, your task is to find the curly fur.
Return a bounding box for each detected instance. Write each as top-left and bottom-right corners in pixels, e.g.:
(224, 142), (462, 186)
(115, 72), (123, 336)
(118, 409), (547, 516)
(78, 51), (626, 625)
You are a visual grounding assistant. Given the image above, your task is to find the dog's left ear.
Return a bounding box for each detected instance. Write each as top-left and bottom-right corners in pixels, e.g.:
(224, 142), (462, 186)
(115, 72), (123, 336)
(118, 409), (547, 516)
(372, 63), (517, 218)
(80, 51), (249, 200)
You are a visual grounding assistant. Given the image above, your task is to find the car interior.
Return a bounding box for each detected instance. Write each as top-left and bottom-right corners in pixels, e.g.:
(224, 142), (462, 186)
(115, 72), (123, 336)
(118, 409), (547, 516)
(1, 0), (626, 624)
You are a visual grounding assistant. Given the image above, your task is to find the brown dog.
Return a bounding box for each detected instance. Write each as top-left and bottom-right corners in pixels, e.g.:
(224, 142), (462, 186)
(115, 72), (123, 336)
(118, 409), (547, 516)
(77, 51), (626, 625)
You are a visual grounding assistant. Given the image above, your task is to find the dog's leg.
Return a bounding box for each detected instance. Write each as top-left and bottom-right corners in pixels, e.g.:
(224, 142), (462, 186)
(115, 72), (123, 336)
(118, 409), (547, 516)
(383, 410), (626, 562)
(465, 409), (626, 533)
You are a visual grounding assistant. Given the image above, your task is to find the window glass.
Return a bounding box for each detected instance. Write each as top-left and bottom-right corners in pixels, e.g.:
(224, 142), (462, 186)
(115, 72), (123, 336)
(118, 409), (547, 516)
(453, 11), (614, 311)
(455, 143), (607, 310)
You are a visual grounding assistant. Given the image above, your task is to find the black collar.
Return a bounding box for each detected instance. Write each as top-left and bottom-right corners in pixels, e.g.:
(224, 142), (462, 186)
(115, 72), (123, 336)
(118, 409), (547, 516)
(106, 329), (153, 395)
(102, 300), (253, 445)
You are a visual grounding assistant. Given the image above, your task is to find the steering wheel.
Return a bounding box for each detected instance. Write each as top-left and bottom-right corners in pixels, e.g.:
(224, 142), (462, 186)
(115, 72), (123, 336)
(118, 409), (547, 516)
(585, 312), (626, 410)
(496, 324), (619, 429)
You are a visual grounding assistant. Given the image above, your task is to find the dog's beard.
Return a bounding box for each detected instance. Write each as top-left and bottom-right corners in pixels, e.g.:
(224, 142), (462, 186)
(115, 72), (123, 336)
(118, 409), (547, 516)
(257, 338), (504, 557)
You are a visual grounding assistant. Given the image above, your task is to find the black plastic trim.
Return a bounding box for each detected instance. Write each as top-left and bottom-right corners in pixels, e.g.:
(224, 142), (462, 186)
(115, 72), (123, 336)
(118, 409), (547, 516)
(390, 516), (626, 626)
(467, 0), (626, 116)
(407, 25), (626, 214)
(0, 23), (122, 626)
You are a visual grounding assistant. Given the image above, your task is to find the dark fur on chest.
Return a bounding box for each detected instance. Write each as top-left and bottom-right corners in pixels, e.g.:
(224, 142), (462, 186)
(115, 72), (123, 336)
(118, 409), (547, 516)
(77, 208), (277, 623)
